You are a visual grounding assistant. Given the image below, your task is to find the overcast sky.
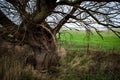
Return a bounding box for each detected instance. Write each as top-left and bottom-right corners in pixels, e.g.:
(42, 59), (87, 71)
(0, 0), (119, 30)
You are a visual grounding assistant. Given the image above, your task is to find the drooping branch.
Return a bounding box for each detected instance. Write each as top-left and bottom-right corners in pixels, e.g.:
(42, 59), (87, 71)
(74, 6), (120, 38)
(57, 0), (120, 6)
(77, 6), (120, 28)
(52, 7), (78, 35)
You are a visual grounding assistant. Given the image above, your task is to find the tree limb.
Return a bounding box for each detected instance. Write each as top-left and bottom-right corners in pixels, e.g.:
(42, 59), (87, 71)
(57, 0), (120, 6)
(52, 7), (78, 35)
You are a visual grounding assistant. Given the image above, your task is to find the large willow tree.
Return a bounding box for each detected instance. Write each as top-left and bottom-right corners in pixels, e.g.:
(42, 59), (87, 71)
(0, 0), (120, 70)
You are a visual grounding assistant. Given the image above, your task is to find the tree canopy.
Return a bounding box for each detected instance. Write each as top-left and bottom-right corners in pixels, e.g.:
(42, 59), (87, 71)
(0, 0), (120, 39)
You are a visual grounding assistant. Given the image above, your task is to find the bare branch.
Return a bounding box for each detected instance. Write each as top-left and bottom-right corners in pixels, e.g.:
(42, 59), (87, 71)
(53, 6), (78, 34)
(57, 0), (120, 6)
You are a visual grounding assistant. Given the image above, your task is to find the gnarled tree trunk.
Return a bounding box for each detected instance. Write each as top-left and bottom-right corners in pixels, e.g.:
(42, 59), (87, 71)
(27, 24), (59, 71)
(0, 0), (59, 73)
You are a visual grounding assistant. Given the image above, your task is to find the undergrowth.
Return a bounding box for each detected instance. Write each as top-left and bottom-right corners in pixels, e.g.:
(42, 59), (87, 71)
(0, 45), (120, 80)
(54, 49), (120, 80)
(0, 47), (40, 80)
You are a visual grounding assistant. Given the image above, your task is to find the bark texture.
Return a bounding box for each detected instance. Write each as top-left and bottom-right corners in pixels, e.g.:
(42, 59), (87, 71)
(27, 25), (59, 71)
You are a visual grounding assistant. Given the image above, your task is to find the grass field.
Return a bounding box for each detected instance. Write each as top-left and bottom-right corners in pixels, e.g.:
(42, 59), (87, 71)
(57, 30), (120, 51)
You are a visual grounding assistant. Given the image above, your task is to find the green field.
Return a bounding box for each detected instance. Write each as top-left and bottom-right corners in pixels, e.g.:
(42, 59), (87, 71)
(57, 30), (120, 51)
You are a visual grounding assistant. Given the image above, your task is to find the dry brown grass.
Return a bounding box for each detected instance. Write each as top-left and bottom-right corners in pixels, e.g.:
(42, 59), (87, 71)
(1, 41), (120, 80)
(55, 49), (120, 80)
(0, 43), (40, 80)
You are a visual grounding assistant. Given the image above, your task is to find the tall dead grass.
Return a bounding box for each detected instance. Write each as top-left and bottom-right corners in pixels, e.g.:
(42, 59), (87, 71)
(0, 44), (40, 80)
(1, 41), (120, 80)
(55, 48), (120, 80)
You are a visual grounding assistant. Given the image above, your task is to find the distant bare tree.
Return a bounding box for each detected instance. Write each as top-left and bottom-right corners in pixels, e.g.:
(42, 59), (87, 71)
(0, 0), (120, 71)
